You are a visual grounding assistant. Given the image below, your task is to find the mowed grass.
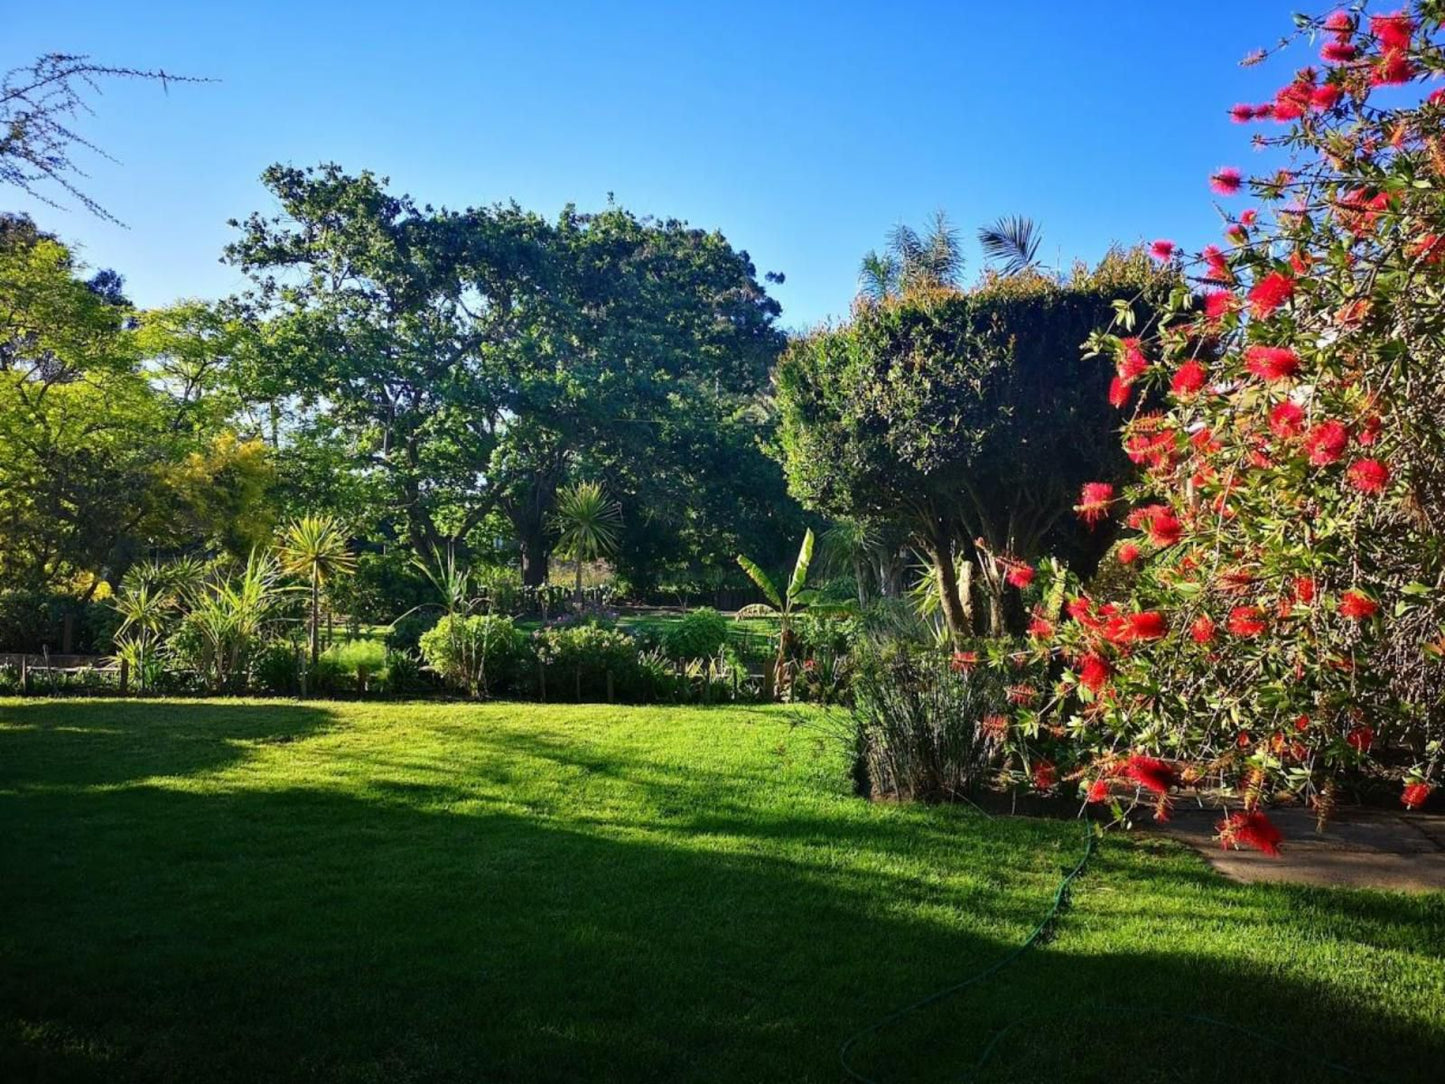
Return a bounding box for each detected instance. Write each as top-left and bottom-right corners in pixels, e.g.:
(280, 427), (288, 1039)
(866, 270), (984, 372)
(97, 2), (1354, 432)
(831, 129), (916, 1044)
(1, 700), (1441, 1083)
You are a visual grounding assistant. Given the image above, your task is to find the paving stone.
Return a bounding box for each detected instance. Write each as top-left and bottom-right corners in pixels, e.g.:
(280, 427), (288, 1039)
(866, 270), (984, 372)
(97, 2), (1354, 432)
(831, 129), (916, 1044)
(1151, 805), (1445, 893)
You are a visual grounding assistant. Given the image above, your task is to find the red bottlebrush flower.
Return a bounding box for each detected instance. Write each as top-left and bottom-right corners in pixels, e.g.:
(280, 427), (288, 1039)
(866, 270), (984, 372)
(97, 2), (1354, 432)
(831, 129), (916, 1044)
(981, 713), (1009, 740)
(1144, 507), (1183, 547)
(1108, 376), (1132, 409)
(1248, 271), (1295, 317)
(1033, 759), (1058, 791)
(1227, 606), (1267, 637)
(1229, 103), (1256, 123)
(1293, 575), (1316, 604)
(1128, 611), (1168, 641)
(1118, 542), (1142, 566)
(1086, 778), (1111, 804)
(1006, 684), (1039, 706)
(1240, 208), (1259, 227)
(1294, 714), (1310, 732)
(1409, 234), (1445, 265)
(1323, 10), (1354, 36)
(1203, 290), (1238, 321)
(1370, 10), (1414, 51)
(1218, 811), (1283, 857)
(1321, 40), (1358, 63)
(1006, 563), (1035, 589)
(1078, 652), (1112, 693)
(1310, 82), (1345, 110)
(1201, 244), (1231, 283)
(950, 650), (979, 672)
(1346, 458), (1390, 494)
(1346, 725), (1374, 753)
(1305, 420), (1350, 465)
(1076, 482), (1115, 525)
(1402, 782), (1434, 810)
(1269, 401), (1305, 440)
(1338, 590), (1378, 620)
(1150, 239), (1176, 261)
(1244, 345), (1300, 382)
(1125, 755), (1177, 795)
(1209, 167), (1243, 196)
(1171, 359), (1207, 396)
(1117, 338), (1148, 382)
(1190, 614), (1216, 644)
(1237, 731), (1253, 748)
(1027, 614), (1055, 640)
(1372, 49), (1415, 86)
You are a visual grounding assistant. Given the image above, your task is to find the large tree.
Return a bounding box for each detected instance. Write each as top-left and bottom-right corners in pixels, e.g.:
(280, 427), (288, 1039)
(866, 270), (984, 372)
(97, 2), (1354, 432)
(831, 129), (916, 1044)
(226, 165), (788, 585)
(774, 249), (1172, 638)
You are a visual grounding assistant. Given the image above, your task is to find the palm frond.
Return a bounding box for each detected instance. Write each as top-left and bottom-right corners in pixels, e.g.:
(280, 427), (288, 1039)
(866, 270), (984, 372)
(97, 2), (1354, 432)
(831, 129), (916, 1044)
(977, 215), (1044, 276)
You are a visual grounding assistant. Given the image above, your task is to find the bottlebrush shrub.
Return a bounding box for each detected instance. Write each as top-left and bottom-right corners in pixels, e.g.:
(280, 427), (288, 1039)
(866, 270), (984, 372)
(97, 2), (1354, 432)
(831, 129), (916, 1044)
(1041, 3), (1445, 846)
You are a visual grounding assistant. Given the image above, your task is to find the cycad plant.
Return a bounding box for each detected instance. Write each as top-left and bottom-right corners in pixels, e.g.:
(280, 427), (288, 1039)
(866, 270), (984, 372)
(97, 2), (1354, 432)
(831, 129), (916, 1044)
(277, 515), (356, 668)
(550, 481), (622, 610)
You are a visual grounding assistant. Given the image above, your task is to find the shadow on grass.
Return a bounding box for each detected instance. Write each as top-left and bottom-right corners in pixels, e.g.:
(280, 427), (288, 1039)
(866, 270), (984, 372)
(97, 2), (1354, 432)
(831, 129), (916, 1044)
(1, 701), (1441, 1083)
(0, 699), (335, 788)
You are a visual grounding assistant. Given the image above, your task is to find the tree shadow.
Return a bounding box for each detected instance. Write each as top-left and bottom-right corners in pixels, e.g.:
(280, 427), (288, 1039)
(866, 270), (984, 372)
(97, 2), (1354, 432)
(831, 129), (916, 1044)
(0, 699), (336, 788)
(1, 702), (1440, 1083)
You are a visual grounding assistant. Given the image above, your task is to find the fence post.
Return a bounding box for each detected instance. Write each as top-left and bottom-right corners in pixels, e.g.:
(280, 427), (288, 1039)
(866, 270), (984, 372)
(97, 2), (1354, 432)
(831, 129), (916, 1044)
(20, 656), (30, 696)
(119, 657), (129, 696)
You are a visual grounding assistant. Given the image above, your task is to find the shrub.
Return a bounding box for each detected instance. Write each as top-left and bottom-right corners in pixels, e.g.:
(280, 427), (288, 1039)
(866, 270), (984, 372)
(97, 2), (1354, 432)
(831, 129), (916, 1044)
(849, 646), (1007, 802)
(1031, 5), (1445, 842)
(533, 622), (640, 701)
(321, 638), (388, 692)
(660, 607), (729, 660)
(381, 649), (424, 695)
(384, 612), (439, 655)
(419, 614), (525, 697)
(253, 639), (304, 696)
(0, 591), (119, 654)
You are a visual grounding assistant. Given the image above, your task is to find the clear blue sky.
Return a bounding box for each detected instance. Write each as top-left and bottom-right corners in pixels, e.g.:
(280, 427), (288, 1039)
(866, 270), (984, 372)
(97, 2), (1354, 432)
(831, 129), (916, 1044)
(7, 0), (1300, 331)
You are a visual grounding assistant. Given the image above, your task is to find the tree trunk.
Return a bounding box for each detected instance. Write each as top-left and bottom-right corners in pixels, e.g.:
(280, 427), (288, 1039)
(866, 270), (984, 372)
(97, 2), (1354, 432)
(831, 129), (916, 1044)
(574, 555), (583, 611)
(520, 527), (550, 588)
(309, 576), (321, 669)
(927, 539), (973, 642)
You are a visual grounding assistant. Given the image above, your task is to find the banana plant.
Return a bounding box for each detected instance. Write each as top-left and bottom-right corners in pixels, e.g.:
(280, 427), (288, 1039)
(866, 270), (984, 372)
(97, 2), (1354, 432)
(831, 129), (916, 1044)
(737, 528), (821, 699)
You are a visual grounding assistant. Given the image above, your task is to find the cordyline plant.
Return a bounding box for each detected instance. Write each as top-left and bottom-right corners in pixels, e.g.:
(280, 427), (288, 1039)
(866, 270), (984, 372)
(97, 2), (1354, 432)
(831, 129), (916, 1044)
(998, 2), (1445, 854)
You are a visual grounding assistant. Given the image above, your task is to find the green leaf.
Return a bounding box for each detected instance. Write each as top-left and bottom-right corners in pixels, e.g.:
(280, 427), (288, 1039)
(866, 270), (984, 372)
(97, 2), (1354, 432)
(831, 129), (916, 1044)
(737, 555), (782, 610)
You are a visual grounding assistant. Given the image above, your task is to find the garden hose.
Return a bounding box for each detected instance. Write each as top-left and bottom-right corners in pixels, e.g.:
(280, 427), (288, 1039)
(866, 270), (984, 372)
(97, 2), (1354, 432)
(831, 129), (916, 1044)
(837, 818), (1395, 1084)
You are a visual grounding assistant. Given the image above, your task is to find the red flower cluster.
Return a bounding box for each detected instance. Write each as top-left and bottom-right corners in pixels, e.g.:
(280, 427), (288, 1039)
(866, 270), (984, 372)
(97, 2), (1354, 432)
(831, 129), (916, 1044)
(1171, 359), (1207, 396)
(1227, 606), (1267, 637)
(1075, 482), (1115, 525)
(1305, 420), (1349, 465)
(1402, 782), (1434, 810)
(1244, 345), (1300, 382)
(1346, 458), (1390, 493)
(1218, 811), (1283, 856)
(1338, 590), (1378, 620)
(1124, 755), (1177, 795)
(1248, 271), (1295, 316)
(1210, 167), (1243, 196)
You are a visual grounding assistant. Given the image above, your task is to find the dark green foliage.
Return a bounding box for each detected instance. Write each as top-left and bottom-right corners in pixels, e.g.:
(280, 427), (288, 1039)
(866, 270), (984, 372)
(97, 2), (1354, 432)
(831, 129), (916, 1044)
(384, 611), (440, 655)
(532, 622), (641, 700)
(849, 646), (1007, 801)
(659, 607), (729, 660)
(773, 253), (1170, 636)
(0, 591), (119, 653)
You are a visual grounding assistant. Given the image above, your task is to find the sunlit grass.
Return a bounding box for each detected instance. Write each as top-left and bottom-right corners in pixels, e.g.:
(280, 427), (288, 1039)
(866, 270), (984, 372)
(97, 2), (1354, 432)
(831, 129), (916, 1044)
(1, 698), (1441, 1082)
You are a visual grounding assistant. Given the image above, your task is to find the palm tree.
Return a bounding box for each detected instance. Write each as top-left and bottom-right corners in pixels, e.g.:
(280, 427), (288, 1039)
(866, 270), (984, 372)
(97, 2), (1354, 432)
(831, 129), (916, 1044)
(277, 515), (355, 668)
(550, 481), (622, 610)
(977, 215), (1044, 276)
(737, 529), (819, 698)
(858, 210), (962, 301)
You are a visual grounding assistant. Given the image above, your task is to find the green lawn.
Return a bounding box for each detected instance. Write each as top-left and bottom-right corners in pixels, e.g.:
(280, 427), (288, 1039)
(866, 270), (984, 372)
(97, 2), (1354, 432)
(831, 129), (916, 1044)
(1, 699), (1441, 1083)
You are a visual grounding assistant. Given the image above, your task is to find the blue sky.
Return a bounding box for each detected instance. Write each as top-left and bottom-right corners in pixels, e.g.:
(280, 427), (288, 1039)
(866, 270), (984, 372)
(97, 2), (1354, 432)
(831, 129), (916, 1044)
(8, 1), (1301, 331)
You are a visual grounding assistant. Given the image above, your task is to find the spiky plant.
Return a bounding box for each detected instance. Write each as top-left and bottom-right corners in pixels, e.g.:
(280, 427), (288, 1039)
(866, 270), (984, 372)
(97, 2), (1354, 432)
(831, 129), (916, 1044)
(277, 515), (355, 668)
(977, 215), (1044, 276)
(550, 481), (621, 610)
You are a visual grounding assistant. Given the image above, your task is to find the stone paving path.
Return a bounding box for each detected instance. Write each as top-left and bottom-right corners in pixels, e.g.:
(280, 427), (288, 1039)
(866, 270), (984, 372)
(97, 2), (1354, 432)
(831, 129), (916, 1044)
(1155, 805), (1445, 893)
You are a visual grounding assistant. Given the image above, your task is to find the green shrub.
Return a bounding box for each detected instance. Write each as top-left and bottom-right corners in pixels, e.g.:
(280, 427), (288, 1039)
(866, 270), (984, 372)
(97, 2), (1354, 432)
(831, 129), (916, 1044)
(253, 640), (304, 695)
(0, 591), (119, 654)
(533, 622), (640, 700)
(384, 612), (439, 655)
(419, 614), (525, 697)
(321, 638), (388, 692)
(660, 607), (729, 660)
(381, 649), (424, 695)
